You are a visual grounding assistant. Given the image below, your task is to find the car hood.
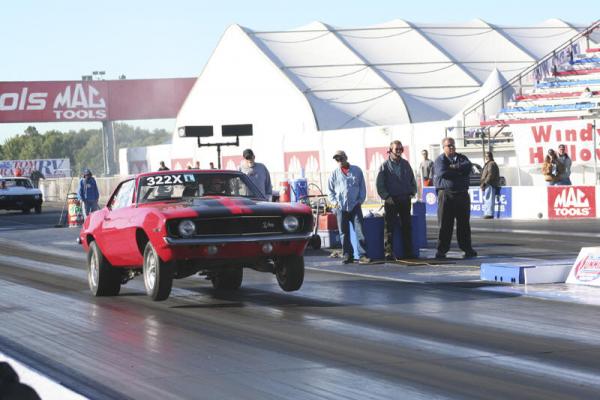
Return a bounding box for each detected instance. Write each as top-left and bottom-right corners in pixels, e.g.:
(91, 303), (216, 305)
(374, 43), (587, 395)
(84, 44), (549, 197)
(137, 196), (311, 219)
(0, 188), (42, 196)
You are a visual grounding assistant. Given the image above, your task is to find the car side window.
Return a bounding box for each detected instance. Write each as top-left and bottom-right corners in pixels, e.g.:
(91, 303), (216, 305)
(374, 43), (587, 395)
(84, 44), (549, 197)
(110, 180), (135, 210)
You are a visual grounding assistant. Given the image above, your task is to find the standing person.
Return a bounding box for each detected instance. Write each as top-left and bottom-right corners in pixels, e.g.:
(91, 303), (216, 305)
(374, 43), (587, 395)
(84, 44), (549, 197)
(158, 161), (169, 171)
(418, 149), (434, 187)
(376, 140), (417, 260)
(556, 144), (572, 185)
(434, 138), (477, 259)
(209, 162), (216, 169)
(78, 169), (100, 218)
(14, 167), (23, 177)
(480, 151), (501, 219)
(193, 161), (201, 169)
(542, 149), (563, 186)
(328, 150), (370, 265)
(29, 169), (45, 188)
(239, 148), (272, 200)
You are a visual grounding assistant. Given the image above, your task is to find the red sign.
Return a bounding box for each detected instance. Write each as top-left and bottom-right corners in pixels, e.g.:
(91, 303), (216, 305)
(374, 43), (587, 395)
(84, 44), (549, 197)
(547, 186), (596, 219)
(0, 78), (195, 123)
(284, 151), (319, 174)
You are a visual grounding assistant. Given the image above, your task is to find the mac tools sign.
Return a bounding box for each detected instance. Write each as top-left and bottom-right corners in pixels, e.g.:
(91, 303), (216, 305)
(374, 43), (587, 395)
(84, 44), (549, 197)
(547, 186), (596, 219)
(0, 82), (107, 122)
(511, 120), (600, 166)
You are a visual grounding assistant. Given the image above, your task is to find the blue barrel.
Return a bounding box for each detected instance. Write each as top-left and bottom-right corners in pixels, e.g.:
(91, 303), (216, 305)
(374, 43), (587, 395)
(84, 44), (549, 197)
(412, 201), (427, 249)
(392, 216), (421, 258)
(290, 178), (308, 203)
(350, 214), (384, 260)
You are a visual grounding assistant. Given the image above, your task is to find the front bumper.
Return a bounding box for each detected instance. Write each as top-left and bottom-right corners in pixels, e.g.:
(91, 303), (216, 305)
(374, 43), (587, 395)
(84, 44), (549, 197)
(163, 232), (312, 246)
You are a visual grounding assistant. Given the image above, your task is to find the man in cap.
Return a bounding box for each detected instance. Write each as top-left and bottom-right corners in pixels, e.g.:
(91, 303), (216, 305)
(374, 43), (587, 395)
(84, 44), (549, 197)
(376, 140), (417, 260)
(239, 148), (272, 200)
(328, 150), (371, 265)
(77, 168), (100, 218)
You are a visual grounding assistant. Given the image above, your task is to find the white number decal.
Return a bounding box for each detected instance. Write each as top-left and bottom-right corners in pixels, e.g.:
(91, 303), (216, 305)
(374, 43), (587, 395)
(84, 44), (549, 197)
(145, 175), (184, 186)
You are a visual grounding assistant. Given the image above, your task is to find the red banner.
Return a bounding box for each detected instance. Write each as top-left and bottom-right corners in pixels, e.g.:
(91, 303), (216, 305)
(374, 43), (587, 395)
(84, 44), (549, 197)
(547, 186), (596, 219)
(0, 78), (195, 123)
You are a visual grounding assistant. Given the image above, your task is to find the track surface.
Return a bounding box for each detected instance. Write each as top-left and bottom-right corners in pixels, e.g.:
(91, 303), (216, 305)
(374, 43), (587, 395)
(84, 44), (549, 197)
(0, 206), (599, 399)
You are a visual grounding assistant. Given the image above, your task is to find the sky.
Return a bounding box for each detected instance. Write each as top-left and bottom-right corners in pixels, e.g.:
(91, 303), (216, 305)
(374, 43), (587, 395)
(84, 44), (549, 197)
(0, 0), (597, 142)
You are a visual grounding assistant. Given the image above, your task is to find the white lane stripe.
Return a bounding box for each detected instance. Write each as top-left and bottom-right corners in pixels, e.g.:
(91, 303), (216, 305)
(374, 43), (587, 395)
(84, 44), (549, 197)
(306, 266), (420, 283)
(471, 227), (600, 238)
(0, 353), (86, 400)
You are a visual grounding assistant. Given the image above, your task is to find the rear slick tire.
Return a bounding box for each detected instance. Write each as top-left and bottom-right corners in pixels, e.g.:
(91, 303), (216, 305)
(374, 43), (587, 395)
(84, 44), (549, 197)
(143, 242), (173, 301)
(87, 241), (121, 296)
(211, 267), (243, 291)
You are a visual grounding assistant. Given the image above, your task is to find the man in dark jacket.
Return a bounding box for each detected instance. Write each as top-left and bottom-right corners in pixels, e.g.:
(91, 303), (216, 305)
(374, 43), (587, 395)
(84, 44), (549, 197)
(434, 138), (477, 259)
(376, 140), (417, 260)
(77, 168), (100, 218)
(480, 151), (500, 219)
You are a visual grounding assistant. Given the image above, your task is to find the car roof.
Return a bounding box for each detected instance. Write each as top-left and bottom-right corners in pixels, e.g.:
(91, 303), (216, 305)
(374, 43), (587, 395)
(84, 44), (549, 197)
(135, 169), (242, 179)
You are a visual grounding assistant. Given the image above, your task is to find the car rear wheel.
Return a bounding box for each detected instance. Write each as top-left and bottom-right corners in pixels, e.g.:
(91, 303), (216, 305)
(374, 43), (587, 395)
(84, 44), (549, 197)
(143, 242), (173, 301)
(275, 256), (304, 292)
(34, 205), (42, 214)
(88, 241), (121, 296)
(211, 267), (243, 290)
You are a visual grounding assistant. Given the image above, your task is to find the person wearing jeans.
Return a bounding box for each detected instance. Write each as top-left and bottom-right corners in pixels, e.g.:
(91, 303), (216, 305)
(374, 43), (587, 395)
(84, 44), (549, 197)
(480, 152), (501, 219)
(328, 150), (370, 265)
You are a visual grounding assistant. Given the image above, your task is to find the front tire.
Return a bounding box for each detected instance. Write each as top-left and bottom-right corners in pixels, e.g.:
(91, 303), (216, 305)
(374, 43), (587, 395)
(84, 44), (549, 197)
(275, 256), (304, 292)
(143, 242), (173, 301)
(211, 267), (243, 290)
(88, 241), (121, 296)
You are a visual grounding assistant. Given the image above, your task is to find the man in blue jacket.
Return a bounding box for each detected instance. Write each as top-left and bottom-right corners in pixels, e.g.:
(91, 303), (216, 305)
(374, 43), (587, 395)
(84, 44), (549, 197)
(328, 150), (370, 265)
(433, 138), (477, 259)
(78, 168), (100, 218)
(376, 140), (417, 260)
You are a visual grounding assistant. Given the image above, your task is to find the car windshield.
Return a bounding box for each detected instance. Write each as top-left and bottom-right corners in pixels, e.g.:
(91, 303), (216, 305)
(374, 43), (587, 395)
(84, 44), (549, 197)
(0, 179), (33, 189)
(137, 172), (263, 204)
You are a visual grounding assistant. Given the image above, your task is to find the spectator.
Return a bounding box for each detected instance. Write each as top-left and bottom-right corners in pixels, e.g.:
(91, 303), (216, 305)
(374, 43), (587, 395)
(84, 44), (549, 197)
(581, 87), (592, 98)
(434, 137), (477, 259)
(480, 152), (501, 219)
(557, 144), (572, 185)
(542, 149), (564, 186)
(29, 169), (45, 188)
(193, 161), (201, 169)
(328, 150), (370, 265)
(417, 149), (434, 187)
(209, 162), (216, 169)
(376, 140), (417, 260)
(158, 161), (169, 171)
(78, 169), (100, 218)
(239, 148), (272, 200)
(14, 167), (23, 177)
(0, 181), (6, 190)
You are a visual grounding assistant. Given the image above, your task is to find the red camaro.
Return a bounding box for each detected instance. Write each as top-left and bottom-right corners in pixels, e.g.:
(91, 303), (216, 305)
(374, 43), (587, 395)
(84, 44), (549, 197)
(78, 170), (313, 301)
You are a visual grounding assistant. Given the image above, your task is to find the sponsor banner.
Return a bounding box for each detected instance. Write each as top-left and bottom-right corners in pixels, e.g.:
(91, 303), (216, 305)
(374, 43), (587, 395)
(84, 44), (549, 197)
(0, 159), (70, 177)
(511, 120), (600, 167)
(0, 78), (195, 123)
(547, 185), (596, 219)
(284, 151), (319, 175)
(566, 247), (600, 285)
(422, 187), (513, 218)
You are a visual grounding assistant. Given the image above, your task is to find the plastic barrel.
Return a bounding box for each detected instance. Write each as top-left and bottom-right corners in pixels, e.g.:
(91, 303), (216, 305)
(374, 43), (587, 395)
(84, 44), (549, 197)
(67, 193), (83, 227)
(350, 214), (384, 260)
(290, 178), (308, 203)
(279, 181), (291, 202)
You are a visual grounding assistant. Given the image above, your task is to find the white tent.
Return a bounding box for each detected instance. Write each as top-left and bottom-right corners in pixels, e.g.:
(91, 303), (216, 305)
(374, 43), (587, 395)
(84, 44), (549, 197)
(169, 19), (595, 176)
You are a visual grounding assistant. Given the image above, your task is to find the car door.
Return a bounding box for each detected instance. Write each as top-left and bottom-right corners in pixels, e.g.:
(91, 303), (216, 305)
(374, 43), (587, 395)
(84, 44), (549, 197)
(98, 179), (139, 266)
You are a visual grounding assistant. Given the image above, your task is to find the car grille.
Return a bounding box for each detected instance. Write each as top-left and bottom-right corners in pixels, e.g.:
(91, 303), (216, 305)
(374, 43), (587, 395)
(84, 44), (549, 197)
(168, 215), (308, 237)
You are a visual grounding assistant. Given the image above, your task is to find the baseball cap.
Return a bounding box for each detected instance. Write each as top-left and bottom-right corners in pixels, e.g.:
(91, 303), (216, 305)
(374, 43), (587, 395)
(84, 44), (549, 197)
(242, 149), (254, 159)
(333, 150), (347, 160)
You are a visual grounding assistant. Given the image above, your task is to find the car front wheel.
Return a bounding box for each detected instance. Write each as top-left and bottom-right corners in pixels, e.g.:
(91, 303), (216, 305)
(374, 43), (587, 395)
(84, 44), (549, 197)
(275, 256), (304, 292)
(88, 241), (121, 296)
(143, 242), (173, 301)
(35, 205), (42, 214)
(211, 267), (243, 290)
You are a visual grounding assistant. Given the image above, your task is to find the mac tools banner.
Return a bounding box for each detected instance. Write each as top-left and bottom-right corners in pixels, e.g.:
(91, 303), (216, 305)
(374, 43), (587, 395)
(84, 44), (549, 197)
(511, 120), (600, 166)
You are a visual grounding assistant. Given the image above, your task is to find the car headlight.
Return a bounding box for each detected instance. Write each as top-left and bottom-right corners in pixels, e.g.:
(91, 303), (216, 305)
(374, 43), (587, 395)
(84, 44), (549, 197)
(283, 216), (299, 232)
(178, 219), (196, 237)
